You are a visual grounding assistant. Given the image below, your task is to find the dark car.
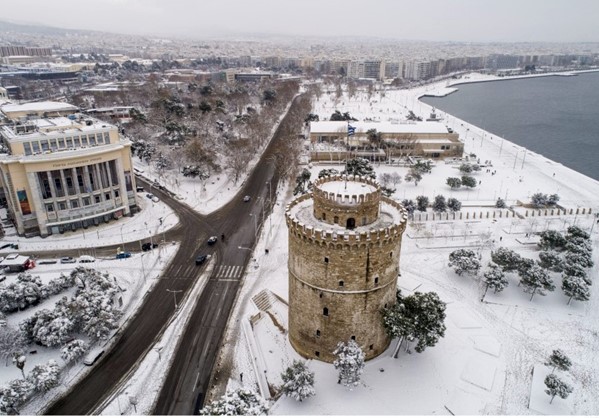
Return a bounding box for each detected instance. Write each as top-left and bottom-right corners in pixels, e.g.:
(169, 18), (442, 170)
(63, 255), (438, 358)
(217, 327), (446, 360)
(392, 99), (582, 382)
(116, 252), (131, 259)
(195, 255), (208, 265)
(60, 256), (76, 264)
(141, 242), (158, 251)
(207, 236), (218, 245)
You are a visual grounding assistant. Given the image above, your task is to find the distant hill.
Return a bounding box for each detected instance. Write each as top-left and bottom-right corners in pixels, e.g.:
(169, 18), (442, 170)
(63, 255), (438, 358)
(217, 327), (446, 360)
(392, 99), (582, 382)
(0, 19), (100, 37)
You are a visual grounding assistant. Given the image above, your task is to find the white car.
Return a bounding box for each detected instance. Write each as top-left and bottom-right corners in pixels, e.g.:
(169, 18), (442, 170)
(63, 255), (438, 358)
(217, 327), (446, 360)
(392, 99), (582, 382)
(151, 196), (160, 203)
(79, 255), (96, 263)
(243, 195), (251, 202)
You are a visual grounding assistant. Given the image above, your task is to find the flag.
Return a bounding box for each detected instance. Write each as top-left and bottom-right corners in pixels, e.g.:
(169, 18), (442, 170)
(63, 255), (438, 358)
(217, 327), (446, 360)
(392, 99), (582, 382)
(347, 125), (356, 137)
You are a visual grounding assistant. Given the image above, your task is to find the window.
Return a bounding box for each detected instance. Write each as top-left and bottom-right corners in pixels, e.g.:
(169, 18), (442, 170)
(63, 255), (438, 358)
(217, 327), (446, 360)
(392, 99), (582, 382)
(58, 138), (65, 149)
(390, 252), (393, 258)
(74, 136), (81, 147)
(66, 137), (73, 148)
(362, 217), (367, 225)
(104, 132), (110, 142)
(96, 134), (104, 144)
(54, 177), (62, 191)
(323, 307), (329, 316)
(49, 139), (57, 151)
(81, 135), (88, 146)
(319, 293), (323, 299)
(70, 199), (79, 209)
(89, 134), (96, 145)
(333, 216), (339, 224)
(40, 140), (49, 151)
(316, 330), (320, 337)
(83, 197), (91, 206)
(46, 204), (54, 212)
(58, 201), (66, 210)
(94, 195), (101, 203)
(374, 277), (379, 285)
(32, 141), (40, 153)
(315, 351), (320, 357)
(105, 193), (111, 200)
(369, 344), (374, 350)
(114, 190), (119, 197)
(324, 257), (329, 263)
(338, 280), (344, 287)
(384, 303), (388, 309)
(351, 335), (356, 340)
(322, 212), (326, 220)
(23, 142), (32, 155)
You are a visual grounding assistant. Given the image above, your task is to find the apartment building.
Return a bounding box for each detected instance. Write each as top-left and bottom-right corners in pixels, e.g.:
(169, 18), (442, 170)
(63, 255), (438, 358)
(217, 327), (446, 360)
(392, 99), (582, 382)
(0, 102), (137, 237)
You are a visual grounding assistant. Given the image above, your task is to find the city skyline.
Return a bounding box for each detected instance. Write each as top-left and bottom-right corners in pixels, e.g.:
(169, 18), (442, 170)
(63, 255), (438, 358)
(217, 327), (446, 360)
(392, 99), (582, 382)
(2, 0), (599, 43)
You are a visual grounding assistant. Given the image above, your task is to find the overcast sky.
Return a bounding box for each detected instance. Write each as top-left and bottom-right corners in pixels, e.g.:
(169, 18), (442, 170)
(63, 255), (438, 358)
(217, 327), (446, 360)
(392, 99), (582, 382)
(3, 0), (599, 42)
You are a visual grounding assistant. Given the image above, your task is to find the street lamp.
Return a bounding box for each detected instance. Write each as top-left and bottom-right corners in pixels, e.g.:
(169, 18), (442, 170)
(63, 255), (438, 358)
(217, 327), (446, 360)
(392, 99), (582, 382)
(120, 224), (125, 252)
(166, 289), (182, 309)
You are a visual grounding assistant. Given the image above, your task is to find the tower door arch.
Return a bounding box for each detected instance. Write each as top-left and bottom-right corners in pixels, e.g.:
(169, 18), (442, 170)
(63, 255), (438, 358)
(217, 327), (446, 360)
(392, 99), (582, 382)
(346, 217), (356, 229)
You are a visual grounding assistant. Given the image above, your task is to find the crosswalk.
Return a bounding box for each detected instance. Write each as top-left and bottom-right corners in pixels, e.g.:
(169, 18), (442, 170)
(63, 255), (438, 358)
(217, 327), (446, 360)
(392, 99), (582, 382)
(213, 265), (243, 281)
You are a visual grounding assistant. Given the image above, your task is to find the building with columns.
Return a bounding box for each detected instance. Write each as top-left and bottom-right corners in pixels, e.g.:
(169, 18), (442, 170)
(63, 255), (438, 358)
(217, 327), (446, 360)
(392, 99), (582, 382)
(0, 103), (137, 237)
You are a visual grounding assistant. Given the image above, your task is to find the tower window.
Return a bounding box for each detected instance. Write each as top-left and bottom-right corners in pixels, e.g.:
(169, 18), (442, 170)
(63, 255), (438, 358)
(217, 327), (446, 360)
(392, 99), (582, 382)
(338, 280), (344, 287)
(351, 335), (356, 341)
(369, 344), (374, 350)
(334, 216), (339, 224)
(319, 293), (323, 298)
(374, 277), (379, 285)
(322, 212), (326, 220)
(362, 217), (367, 225)
(316, 330), (321, 337)
(384, 303), (388, 309)
(323, 307), (329, 316)
(324, 256), (329, 263)
(315, 351), (320, 357)
(390, 252), (393, 258)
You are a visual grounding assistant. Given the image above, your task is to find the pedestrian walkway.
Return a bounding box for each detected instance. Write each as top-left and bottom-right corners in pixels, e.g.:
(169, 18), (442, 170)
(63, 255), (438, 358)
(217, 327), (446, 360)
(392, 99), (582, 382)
(214, 265), (243, 281)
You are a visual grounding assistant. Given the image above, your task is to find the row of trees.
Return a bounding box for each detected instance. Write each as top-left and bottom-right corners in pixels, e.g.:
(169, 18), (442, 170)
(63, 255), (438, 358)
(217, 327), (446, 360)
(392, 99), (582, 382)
(0, 272), (79, 313)
(401, 195), (462, 216)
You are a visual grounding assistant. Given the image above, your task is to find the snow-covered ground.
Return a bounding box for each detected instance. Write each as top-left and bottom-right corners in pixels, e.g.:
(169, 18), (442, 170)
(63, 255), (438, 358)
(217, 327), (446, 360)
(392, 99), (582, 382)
(215, 78), (599, 415)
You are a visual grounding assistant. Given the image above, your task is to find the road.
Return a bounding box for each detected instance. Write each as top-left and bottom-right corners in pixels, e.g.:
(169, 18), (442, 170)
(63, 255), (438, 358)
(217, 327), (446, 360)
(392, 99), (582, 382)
(45, 94), (302, 415)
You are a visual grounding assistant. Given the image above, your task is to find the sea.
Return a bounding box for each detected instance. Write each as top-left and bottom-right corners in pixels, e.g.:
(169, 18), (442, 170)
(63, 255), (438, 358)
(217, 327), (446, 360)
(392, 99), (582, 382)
(421, 71), (599, 181)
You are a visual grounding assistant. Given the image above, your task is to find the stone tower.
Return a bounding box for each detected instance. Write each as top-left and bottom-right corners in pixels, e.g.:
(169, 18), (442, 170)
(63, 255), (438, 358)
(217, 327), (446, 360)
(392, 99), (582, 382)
(286, 174), (407, 362)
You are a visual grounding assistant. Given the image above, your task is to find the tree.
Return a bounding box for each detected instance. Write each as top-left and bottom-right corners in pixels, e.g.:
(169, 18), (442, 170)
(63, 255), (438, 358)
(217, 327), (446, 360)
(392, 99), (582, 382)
(382, 291), (447, 356)
(333, 340), (365, 387)
(318, 168), (339, 179)
(405, 169), (423, 186)
(60, 339), (89, 364)
(432, 195), (447, 213)
(293, 168), (312, 195)
(538, 251), (563, 272)
(448, 249), (481, 276)
(561, 276), (590, 305)
(280, 360), (315, 402)
(562, 263), (589, 285)
(491, 247), (522, 272)
(458, 163), (473, 173)
(447, 198), (462, 212)
(0, 379), (33, 414)
(538, 230), (566, 251)
(461, 175), (477, 188)
(0, 325), (26, 366)
(416, 195), (429, 212)
(446, 177), (462, 189)
(378, 172), (392, 188)
(564, 250), (593, 269)
(544, 374), (573, 404)
(366, 129), (382, 146)
(545, 349), (572, 372)
(390, 172), (402, 187)
(495, 197), (507, 208)
(481, 262), (508, 301)
(184, 140), (218, 177)
(28, 360), (60, 392)
(519, 265), (555, 301)
(342, 158), (376, 179)
(566, 225), (590, 240)
(199, 388), (269, 415)
(401, 199), (416, 217)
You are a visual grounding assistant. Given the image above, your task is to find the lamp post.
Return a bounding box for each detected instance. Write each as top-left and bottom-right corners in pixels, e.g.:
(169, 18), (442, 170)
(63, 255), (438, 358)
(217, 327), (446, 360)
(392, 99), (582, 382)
(120, 224), (125, 252)
(166, 289), (182, 310)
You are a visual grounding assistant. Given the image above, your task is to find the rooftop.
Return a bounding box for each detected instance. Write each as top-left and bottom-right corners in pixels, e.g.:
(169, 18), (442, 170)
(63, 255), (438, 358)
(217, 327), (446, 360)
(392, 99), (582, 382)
(0, 115), (115, 142)
(0, 101), (78, 116)
(310, 120), (450, 135)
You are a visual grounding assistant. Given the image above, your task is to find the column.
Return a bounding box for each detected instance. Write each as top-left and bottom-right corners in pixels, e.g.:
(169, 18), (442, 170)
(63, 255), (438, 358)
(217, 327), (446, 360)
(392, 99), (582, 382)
(71, 167), (82, 195)
(115, 158), (130, 215)
(26, 172), (48, 237)
(82, 165), (93, 193)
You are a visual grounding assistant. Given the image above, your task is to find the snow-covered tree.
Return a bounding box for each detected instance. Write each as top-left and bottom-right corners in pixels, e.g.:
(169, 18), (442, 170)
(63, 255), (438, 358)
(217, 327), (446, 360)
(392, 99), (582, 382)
(561, 275), (590, 305)
(461, 175), (477, 188)
(342, 158), (376, 179)
(545, 349), (572, 372)
(566, 225), (590, 240)
(519, 265), (555, 301)
(333, 340), (365, 387)
(0, 325), (26, 366)
(318, 168), (339, 179)
(538, 251), (564, 272)
(0, 379), (34, 414)
(60, 339), (89, 364)
(544, 374), (573, 404)
(481, 262), (508, 301)
(562, 263), (589, 284)
(415, 195), (429, 212)
(401, 199), (416, 217)
(199, 388), (269, 415)
(28, 360), (60, 392)
(382, 290), (446, 356)
(448, 249), (481, 276)
(538, 230), (567, 251)
(432, 195), (447, 212)
(491, 247), (522, 272)
(447, 197), (462, 212)
(293, 168), (312, 196)
(405, 169), (423, 186)
(280, 360), (315, 402)
(446, 177), (462, 189)
(495, 197), (507, 208)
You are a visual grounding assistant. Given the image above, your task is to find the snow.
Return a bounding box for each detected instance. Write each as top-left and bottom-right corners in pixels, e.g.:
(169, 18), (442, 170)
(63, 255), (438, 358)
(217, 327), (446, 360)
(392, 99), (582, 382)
(310, 120), (450, 134)
(0, 102), (78, 114)
(317, 180), (376, 195)
(529, 364), (573, 415)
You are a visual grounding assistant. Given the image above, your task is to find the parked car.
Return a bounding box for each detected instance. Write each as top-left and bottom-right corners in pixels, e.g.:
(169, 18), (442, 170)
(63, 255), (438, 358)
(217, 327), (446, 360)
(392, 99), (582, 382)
(207, 236), (218, 245)
(195, 254), (208, 265)
(146, 193), (154, 199)
(79, 255), (95, 263)
(83, 348), (105, 366)
(60, 256), (76, 264)
(116, 252), (131, 259)
(151, 196), (160, 203)
(243, 195), (251, 202)
(0, 276), (6, 283)
(136, 186), (145, 192)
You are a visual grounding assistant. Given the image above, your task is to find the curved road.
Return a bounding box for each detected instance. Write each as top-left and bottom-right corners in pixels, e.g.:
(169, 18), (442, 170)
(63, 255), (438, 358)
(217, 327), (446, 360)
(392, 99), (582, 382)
(45, 94), (302, 415)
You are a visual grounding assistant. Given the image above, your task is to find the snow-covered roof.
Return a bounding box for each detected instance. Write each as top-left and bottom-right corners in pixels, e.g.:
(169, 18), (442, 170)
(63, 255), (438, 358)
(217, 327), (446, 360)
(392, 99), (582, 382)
(310, 121), (450, 135)
(318, 180), (377, 195)
(0, 255), (29, 266)
(1, 101), (78, 114)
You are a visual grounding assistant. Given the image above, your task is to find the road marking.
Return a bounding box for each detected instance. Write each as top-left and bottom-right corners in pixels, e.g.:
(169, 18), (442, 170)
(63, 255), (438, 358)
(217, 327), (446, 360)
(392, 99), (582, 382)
(214, 264), (243, 280)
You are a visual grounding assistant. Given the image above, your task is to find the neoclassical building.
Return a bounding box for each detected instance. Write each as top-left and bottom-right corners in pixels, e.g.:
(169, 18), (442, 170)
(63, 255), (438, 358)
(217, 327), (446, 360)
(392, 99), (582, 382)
(286, 175), (407, 362)
(0, 102), (137, 237)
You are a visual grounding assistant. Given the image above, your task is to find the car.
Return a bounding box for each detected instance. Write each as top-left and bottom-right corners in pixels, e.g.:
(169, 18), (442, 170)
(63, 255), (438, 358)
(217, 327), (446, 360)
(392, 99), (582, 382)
(207, 236), (218, 245)
(116, 252), (131, 259)
(151, 196), (160, 203)
(243, 195), (251, 202)
(79, 255), (95, 263)
(146, 193), (154, 199)
(136, 186), (145, 192)
(60, 256), (76, 264)
(195, 254), (208, 265)
(83, 348), (105, 366)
